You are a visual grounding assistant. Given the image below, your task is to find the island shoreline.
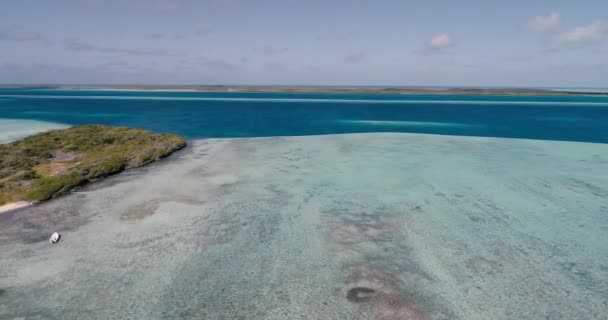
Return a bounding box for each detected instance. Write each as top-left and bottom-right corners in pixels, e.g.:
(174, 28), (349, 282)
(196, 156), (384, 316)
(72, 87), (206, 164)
(0, 201), (33, 214)
(0, 125), (187, 209)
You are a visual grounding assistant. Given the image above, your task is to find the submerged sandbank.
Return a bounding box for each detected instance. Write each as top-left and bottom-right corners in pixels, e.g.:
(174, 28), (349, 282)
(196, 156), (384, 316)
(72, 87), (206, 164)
(0, 119), (69, 143)
(0, 133), (606, 319)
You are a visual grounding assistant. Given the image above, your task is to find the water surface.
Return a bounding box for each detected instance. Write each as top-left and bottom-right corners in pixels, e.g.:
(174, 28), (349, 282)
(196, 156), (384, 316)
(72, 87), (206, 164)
(1, 90), (607, 319)
(1, 89), (607, 143)
(1, 134), (606, 319)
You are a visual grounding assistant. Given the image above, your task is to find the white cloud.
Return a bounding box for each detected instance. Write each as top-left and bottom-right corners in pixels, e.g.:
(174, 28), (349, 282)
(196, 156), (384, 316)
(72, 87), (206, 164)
(426, 33), (454, 50)
(554, 22), (607, 44)
(527, 11), (560, 32)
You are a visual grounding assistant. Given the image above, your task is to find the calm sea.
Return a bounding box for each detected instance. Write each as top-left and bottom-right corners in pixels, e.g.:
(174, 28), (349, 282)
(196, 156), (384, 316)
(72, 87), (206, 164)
(1, 89), (607, 143)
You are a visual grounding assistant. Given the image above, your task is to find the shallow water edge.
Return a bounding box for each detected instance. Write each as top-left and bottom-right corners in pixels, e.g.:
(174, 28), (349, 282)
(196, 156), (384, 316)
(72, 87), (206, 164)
(0, 133), (607, 319)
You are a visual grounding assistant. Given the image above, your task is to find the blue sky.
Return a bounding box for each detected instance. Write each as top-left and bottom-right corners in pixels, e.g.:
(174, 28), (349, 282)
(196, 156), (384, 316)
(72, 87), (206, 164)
(1, 0), (607, 86)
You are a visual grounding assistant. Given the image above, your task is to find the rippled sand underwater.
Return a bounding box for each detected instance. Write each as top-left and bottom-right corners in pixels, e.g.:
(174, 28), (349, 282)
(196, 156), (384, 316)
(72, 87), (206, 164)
(1, 133), (607, 319)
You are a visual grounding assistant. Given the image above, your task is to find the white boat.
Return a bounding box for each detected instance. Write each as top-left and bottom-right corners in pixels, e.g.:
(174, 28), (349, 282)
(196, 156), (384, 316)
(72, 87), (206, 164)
(49, 232), (61, 244)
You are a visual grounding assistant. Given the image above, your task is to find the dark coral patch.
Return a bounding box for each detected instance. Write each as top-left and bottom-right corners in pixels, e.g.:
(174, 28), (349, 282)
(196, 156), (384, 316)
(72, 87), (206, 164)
(346, 287), (377, 303)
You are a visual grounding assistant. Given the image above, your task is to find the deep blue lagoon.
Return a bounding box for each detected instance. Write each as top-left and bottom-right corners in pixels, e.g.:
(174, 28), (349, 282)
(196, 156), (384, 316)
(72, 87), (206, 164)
(1, 89), (607, 143)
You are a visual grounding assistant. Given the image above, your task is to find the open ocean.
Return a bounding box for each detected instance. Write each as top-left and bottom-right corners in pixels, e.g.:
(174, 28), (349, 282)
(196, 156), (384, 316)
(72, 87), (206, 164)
(1, 89), (607, 320)
(0, 89), (607, 142)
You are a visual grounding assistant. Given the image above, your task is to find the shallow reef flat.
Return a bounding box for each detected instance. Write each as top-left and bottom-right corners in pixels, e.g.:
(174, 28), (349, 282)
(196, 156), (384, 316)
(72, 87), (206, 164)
(0, 133), (607, 319)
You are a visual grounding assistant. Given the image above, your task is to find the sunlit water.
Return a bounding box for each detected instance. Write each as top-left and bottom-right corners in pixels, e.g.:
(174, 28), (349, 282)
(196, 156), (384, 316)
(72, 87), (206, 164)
(1, 89), (607, 142)
(0, 90), (607, 319)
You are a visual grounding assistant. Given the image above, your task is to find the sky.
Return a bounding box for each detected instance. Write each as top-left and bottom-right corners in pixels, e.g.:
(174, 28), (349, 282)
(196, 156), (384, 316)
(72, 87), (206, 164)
(1, 0), (607, 87)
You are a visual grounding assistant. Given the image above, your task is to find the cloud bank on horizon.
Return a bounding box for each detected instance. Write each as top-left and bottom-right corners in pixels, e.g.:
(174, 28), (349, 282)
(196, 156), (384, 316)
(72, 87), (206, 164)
(0, 0), (607, 87)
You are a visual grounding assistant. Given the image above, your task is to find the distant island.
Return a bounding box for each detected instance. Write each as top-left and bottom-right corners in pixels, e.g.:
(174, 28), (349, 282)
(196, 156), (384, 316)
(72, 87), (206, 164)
(0, 125), (186, 212)
(2, 85), (607, 96)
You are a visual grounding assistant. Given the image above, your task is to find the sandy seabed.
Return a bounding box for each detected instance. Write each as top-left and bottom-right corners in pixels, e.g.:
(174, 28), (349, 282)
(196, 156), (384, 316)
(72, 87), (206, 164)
(0, 133), (607, 320)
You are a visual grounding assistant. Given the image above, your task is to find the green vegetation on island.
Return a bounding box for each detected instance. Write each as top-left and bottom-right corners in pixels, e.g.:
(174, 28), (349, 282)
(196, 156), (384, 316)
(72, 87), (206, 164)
(0, 125), (186, 205)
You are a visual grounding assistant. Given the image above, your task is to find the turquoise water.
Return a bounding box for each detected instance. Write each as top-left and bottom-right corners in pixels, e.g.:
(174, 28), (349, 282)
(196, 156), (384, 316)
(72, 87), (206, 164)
(1, 134), (607, 319)
(1, 89), (608, 319)
(1, 89), (608, 143)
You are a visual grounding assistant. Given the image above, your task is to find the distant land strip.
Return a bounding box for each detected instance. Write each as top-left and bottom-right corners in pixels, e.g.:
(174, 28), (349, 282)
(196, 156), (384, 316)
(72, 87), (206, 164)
(1, 85), (607, 96)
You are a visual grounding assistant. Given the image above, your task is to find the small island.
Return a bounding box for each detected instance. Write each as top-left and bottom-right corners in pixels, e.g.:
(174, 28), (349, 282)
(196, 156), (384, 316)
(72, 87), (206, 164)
(0, 125), (186, 210)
